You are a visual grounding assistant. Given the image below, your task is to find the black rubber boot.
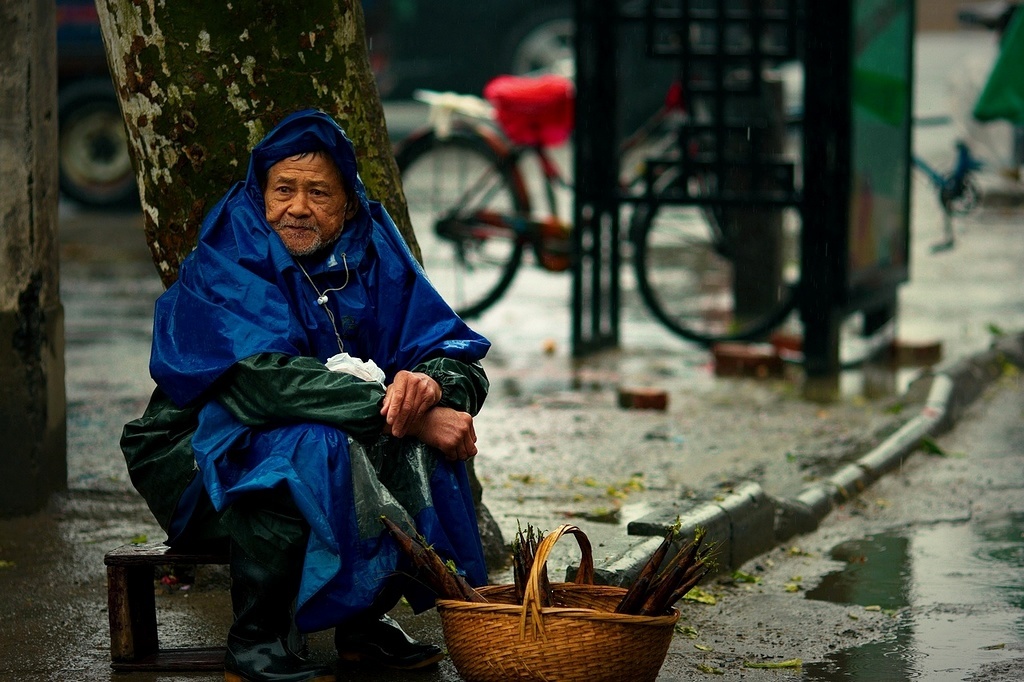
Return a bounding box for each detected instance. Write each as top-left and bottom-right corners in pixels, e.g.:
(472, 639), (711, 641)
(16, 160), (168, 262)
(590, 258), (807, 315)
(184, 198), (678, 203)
(221, 490), (335, 682)
(335, 614), (444, 670)
(335, 578), (443, 670)
(224, 549), (335, 682)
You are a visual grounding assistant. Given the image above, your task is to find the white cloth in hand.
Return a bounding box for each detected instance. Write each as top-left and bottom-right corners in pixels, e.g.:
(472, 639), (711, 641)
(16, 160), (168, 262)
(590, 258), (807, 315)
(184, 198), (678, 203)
(325, 353), (386, 385)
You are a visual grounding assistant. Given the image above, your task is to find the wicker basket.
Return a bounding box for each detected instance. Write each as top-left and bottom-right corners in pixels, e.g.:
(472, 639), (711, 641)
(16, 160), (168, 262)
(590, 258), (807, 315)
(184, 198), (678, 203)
(437, 524), (679, 682)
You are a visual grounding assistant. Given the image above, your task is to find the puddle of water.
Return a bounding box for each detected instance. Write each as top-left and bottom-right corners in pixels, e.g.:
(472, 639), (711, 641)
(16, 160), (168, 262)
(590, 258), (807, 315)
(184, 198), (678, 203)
(805, 533), (911, 612)
(802, 516), (1024, 681)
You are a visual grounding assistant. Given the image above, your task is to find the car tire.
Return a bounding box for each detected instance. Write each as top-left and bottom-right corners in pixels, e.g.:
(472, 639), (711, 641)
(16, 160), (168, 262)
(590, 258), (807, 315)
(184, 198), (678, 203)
(58, 78), (138, 209)
(502, 4), (574, 76)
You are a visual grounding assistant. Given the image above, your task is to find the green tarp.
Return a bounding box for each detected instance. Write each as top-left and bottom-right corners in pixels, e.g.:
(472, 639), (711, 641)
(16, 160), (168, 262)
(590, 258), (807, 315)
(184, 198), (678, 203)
(974, 9), (1024, 124)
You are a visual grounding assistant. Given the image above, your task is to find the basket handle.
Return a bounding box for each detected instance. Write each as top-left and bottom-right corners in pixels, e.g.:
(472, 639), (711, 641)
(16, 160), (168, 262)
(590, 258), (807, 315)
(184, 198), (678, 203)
(518, 524), (595, 640)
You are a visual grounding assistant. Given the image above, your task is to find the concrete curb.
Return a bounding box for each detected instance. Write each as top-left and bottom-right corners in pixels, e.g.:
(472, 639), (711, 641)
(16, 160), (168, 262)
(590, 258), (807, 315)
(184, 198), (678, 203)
(585, 331), (1024, 586)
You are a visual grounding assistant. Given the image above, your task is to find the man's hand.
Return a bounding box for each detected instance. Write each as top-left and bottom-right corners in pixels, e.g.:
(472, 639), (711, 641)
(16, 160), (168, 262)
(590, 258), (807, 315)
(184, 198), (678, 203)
(381, 370), (442, 438)
(406, 407), (478, 462)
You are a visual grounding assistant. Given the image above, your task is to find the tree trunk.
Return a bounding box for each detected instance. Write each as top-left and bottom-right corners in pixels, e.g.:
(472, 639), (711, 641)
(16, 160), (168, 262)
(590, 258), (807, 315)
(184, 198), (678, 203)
(95, 0), (415, 288)
(0, 0), (66, 517)
(95, 0), (504, 567)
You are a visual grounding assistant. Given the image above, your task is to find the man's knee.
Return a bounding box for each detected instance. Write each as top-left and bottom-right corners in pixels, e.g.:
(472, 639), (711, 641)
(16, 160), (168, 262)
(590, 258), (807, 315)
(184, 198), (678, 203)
(225, 488), (309, 567)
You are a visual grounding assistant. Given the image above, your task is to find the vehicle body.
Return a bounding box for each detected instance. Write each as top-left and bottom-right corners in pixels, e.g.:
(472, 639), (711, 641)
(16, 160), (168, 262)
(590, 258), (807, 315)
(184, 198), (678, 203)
(54, 0), (571, 208)
(378, 1), (572, 99)
(55, 0), (666, 208)
(56, 0), (137, 209)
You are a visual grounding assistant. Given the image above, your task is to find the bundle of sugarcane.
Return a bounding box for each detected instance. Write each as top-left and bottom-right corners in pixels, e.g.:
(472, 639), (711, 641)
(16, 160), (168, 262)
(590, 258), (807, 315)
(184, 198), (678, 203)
(511, 523), (552, 606)
(380, 516), (488, 603)
(615, 523), (715, 616)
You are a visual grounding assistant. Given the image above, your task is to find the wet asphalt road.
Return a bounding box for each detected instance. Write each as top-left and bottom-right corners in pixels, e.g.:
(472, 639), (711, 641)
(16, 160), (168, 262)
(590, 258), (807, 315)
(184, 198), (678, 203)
(674, 369), (1024, 681)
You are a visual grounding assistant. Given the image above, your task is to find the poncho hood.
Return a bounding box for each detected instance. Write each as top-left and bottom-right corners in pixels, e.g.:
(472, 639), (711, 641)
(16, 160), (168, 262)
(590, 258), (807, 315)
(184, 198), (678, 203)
(150, 109), (489, 405)
(245, 108), (367, 212)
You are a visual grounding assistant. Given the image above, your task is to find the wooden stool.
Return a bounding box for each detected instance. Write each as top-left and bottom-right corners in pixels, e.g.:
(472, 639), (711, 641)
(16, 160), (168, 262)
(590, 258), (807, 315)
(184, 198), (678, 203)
(104, 542), (228, 671)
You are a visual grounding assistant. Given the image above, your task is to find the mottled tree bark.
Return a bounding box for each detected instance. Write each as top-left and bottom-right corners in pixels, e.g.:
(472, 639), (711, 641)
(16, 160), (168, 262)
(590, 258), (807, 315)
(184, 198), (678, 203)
(95, 0), (414, 287)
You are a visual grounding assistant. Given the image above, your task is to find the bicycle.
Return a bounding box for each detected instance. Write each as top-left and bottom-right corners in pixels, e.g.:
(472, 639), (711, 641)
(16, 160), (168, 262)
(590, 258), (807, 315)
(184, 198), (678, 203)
(912, 138), (985, 251)
(394, 73), (799, 344)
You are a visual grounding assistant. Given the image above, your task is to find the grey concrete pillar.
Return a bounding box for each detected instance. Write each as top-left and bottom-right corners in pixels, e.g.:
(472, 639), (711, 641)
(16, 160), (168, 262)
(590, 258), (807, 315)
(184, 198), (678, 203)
(0, 0), (66, 516)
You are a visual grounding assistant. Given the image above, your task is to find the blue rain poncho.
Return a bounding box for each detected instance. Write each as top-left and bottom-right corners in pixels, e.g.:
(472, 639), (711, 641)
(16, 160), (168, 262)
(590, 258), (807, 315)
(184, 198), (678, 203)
(147, 109), (491, 632)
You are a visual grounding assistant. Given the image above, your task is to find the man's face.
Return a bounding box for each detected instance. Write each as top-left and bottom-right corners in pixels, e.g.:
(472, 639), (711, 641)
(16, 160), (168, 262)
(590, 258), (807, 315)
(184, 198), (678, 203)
(264, 152), (357, 256)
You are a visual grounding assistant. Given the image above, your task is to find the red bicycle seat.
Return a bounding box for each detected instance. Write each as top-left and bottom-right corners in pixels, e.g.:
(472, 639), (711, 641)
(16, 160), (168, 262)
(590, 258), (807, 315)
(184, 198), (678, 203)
(483, 74), (575, 147)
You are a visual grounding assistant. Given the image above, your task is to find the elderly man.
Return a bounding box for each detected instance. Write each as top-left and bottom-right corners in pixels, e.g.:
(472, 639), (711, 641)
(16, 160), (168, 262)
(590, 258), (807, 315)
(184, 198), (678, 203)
(121, 110), (491, 682)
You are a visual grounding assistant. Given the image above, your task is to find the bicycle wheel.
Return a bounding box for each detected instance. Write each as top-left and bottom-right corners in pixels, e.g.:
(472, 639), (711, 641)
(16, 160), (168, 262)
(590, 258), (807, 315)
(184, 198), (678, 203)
(631, 200), (798, 345)
(396, 128), (529, 319)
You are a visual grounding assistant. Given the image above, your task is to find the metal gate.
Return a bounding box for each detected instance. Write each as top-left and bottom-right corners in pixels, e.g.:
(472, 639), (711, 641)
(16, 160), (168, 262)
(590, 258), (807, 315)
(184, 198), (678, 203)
(573, 0), (914, 397)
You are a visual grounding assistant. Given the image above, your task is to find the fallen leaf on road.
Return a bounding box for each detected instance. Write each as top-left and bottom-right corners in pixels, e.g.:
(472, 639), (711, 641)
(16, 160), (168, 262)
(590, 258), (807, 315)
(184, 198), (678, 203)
(743, 659), (802, 669)
(682, 587), (717, 605)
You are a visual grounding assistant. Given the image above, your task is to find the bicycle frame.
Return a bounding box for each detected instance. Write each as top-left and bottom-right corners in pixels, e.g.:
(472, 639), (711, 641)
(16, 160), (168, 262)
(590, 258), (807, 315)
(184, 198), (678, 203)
(912, 139), (985, 250)
(912, 140), (984, 204)
(405, 78), (689, 235)
(444, 119), (687, 272)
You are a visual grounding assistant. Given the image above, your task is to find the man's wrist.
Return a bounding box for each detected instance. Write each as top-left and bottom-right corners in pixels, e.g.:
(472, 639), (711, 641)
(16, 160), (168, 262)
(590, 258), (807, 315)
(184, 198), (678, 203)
(419, 369), (456, 407)
(400, 404), (438, 440)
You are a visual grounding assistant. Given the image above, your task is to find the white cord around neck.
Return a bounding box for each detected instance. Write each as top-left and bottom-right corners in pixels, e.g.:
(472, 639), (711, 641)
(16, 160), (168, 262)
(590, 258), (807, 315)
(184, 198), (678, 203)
(296, 252), (350, 354)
